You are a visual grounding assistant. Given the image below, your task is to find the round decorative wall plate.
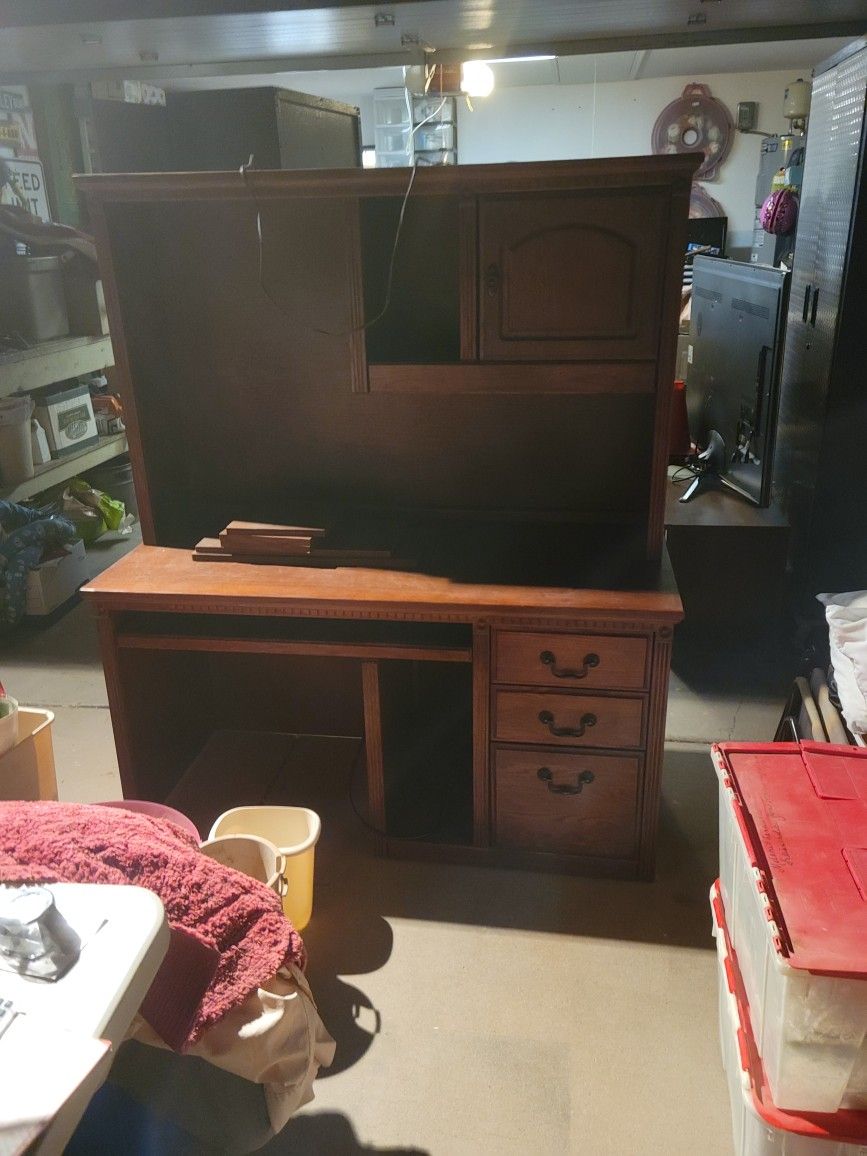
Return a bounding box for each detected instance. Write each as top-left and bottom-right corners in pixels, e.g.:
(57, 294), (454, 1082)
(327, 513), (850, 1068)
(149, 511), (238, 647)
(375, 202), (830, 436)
(689, 183), (724, 218)
(652, 83), (734, 180)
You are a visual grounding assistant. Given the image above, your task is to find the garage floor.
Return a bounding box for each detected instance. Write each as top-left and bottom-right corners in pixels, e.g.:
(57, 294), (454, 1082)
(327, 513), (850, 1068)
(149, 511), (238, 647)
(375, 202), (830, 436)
(2, 531), (788, 1155)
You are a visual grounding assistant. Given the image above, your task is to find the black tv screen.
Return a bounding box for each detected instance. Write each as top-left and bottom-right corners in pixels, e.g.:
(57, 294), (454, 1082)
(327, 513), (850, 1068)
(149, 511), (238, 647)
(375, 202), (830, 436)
(687, 256), (790, 506)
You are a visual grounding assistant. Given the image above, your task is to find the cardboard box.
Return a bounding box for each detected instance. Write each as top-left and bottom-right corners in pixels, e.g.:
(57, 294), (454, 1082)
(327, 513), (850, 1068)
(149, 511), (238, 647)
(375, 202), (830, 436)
(25, 539), (87, 616)
(91, 79), (142, 103)
(33, 381), (98, 458)
(140, 83), (166, 106)
(0, 708), (57, 800)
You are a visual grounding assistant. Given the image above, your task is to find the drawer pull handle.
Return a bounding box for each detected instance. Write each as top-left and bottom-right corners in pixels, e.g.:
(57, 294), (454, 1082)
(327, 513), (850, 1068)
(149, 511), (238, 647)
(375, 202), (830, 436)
(537, 767), (595, 795)
(539, 650), (600, 679)
(537, 709), (597, 738)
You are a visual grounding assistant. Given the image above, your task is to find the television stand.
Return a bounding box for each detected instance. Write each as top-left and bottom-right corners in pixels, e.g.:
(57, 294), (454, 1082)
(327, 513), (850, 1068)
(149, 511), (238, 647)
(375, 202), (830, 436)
(677, 430), (750, 504)
(678, 469), (747, 503)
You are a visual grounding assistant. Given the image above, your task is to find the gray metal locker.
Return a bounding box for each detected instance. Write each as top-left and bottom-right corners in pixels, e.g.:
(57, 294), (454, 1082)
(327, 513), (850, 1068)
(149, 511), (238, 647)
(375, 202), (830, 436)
(773, 39), (867, 597)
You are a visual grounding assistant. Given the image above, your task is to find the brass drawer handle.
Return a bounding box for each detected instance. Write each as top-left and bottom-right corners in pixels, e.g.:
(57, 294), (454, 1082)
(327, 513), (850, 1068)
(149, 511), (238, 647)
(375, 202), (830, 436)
(537, 767), (595, 795)
(539, 649), (600, 679)
(537, 709), (597, 738)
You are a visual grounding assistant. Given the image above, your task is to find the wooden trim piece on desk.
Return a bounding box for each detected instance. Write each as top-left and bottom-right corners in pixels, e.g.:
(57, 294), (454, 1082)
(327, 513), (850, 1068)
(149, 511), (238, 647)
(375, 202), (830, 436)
(88, 200), (157, 544)
(96, 613), (139, 798)
(361, 660), (387, 854)
(367, 361), (656, 394)
(637, 626), (674, 880)
(459, 197), (478, 361)
(345, 199), (369, 393)
(646, 179), (693, 559)
(76, 155), (703, 204)
(383, 836), (641, 879)
(115, 633), (472, 663)
(472, 623), (491, 847)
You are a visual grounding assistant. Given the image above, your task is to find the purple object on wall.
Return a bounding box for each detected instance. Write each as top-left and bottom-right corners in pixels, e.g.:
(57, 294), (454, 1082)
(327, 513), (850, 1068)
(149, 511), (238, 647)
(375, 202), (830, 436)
(760, 188), (800, 235)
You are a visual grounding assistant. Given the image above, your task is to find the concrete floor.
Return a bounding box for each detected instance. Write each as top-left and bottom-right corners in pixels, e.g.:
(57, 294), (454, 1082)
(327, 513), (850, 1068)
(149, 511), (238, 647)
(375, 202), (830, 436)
(2, 535), (789, 1155)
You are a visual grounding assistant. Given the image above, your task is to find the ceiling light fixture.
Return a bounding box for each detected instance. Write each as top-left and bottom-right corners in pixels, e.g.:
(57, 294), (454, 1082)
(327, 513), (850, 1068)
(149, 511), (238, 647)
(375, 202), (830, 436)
(479, 55), (556, 64)
(461, 61), (495, 98)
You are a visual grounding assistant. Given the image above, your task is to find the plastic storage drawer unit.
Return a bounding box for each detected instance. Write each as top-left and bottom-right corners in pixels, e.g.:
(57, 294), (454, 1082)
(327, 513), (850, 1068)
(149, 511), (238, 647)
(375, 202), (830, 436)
(712, 880), (867, 1156)
(714, 742), (867, 1114)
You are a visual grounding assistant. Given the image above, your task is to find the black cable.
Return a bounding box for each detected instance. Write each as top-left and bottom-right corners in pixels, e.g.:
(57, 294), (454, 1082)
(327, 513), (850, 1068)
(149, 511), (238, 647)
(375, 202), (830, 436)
(670, 465), (699, 485)
(239, 153), (419, 338)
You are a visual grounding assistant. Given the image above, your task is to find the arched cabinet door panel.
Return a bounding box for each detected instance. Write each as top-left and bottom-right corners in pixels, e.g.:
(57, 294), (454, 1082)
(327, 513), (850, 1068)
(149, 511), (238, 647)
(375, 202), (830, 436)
(479, 191), (668, 361)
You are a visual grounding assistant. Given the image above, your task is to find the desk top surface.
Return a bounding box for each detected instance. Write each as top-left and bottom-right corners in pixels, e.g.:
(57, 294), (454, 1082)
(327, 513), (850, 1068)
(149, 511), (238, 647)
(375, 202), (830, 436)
(82, 545), (683, 624)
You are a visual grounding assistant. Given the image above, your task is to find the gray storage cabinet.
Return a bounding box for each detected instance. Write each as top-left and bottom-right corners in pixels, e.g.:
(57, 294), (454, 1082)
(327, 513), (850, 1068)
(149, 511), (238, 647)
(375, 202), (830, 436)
(773, 39), (867, 596)
(167, 87), (361, 171)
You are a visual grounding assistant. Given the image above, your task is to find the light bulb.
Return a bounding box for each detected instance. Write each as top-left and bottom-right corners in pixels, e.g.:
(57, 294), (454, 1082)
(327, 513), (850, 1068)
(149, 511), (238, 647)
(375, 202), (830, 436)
(461, 61), (495, 99)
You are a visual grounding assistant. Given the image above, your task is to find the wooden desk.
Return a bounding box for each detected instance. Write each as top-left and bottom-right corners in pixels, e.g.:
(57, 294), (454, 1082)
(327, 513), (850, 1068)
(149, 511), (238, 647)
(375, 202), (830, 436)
(84, 545), (681, 880)
(77, 157), (694, 878)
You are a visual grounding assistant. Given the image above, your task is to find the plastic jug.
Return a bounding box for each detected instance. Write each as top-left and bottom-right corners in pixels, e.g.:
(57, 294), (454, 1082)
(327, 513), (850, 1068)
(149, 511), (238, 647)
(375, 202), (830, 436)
(0, 396), (35, 484)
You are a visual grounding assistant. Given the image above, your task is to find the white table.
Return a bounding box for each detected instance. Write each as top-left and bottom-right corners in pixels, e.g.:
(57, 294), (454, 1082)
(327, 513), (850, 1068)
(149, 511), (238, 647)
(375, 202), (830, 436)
(0, 883), (169, 1156)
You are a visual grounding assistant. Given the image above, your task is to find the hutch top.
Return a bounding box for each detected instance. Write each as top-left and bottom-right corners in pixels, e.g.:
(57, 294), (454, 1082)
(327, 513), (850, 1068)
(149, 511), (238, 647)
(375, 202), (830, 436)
(77, 154), (697, 568)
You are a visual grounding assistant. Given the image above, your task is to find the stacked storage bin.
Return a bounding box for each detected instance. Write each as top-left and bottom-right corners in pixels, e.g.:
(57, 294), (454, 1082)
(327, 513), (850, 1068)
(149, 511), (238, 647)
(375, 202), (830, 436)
(712, 741), (867, 1155)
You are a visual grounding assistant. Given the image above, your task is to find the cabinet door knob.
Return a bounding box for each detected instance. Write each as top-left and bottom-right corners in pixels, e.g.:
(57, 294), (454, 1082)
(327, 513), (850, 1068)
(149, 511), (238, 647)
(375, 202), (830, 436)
(539, 649), (600, 679)
(537, 767), (595, 795)
(538, 709), (597, 738)
(485, 263), (501, 298)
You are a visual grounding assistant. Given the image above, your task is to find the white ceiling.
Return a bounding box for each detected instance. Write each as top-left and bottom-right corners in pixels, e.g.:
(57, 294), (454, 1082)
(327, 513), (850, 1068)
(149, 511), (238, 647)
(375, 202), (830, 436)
(0, 0), (863, 82)
(161, 37), (850, 96)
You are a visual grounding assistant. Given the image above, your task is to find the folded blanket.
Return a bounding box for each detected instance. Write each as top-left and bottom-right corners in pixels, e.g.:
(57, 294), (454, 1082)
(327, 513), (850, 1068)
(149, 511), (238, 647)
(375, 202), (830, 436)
(0, 801), (303, 1048)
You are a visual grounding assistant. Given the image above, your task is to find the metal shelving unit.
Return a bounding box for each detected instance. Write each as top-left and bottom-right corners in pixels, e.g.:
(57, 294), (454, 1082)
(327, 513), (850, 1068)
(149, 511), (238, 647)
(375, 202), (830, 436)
(0, 432), (128, 503)
(0, 334), (114, 400)
(0, 333), (124, 503)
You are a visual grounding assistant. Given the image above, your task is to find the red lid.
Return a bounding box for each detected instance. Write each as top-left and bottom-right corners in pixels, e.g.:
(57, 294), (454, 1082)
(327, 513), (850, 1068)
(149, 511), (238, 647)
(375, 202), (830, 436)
(715, 741), (867, 976)
(712, 880), (867, 1141)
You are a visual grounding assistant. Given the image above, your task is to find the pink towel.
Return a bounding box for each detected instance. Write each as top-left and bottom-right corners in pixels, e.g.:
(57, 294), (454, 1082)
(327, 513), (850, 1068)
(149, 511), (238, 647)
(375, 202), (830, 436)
(0, 801), (304, 1048)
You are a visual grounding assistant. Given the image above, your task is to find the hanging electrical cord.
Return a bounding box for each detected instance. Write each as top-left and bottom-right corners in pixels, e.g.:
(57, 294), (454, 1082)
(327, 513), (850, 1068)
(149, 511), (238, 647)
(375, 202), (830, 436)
(240, 90), (449, 338)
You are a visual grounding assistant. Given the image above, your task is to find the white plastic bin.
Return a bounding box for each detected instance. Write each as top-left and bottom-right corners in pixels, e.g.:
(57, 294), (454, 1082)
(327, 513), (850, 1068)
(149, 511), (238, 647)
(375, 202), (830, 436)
(0, 395), (35, 484)
(0, 697), (18, 757)
(200, 834), (287, 901)
(714, 743), (867, 1113)
(0, 708), (57, 800)
(208, 806), (320, 931)
(712, 881), (867, 1156)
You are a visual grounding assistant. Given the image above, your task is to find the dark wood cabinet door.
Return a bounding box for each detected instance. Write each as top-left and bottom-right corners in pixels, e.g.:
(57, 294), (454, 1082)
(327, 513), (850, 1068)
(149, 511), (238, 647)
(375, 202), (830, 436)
(479, 191), (668, 361)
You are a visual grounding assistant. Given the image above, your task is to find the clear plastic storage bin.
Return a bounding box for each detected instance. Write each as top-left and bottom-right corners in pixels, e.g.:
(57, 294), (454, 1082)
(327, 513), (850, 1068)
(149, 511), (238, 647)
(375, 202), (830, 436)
(714, 743), (867, 1114)
(374, 126), (411, 155)
(374, 88), (411, 127)
(414, 123), (456, 151)
(712, 881), (867, 1156)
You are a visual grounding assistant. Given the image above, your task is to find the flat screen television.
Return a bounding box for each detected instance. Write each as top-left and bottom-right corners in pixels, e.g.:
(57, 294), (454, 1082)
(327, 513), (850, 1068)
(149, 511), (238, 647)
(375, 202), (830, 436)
(685, 256), (790, 506)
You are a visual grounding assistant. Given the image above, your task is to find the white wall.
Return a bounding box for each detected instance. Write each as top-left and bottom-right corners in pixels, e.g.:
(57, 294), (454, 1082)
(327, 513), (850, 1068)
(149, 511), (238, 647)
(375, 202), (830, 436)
(458, 70), (795, 254)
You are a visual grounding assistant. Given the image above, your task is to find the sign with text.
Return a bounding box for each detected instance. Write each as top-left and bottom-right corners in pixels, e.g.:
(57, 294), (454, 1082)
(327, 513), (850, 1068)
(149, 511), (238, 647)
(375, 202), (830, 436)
(0, 158), (50, 221)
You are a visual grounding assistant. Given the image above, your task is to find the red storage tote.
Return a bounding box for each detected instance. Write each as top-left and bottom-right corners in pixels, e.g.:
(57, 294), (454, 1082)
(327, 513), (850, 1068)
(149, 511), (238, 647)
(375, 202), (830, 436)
(713, 741), (867, 1113)
(712, 880), (867, 1156)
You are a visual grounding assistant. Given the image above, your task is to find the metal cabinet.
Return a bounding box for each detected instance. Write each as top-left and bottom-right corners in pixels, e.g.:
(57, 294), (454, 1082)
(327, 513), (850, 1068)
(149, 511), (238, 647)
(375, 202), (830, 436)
(773, 39), (867, 595)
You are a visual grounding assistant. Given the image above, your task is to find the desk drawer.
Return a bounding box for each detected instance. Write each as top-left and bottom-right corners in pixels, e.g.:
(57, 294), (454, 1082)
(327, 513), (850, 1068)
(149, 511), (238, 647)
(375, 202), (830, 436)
(493, 690), (645, 749)
(494, 747), (639, 857)
(494, 631), (647, 690)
